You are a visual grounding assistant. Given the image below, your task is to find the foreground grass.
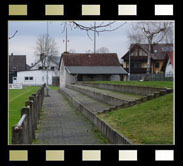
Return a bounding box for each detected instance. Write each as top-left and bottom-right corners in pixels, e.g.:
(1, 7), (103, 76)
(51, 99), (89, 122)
(9, 86), (40, 144)
(98, 93), (173, 144)
(87, 81), (173, 89)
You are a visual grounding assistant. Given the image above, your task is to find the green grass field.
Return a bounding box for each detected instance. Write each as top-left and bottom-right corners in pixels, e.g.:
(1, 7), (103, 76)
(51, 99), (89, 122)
(98, 93), (173, 144)
(9, 86), (40, 144)
(87, 81), (173, 89)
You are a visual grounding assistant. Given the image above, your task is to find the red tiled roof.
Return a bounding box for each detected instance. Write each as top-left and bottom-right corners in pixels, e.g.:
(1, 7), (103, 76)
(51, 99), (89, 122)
(62, 53), (121, 66)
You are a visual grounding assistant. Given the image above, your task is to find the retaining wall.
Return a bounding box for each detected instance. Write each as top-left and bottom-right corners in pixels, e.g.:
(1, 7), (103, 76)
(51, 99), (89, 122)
(60, 89), (132, 144)
(78, 82), (173, 96)
(12, 84), (45, 144)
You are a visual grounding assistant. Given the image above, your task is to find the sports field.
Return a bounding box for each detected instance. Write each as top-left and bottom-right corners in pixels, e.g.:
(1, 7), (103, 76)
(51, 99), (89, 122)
(9, 86), (40, 144)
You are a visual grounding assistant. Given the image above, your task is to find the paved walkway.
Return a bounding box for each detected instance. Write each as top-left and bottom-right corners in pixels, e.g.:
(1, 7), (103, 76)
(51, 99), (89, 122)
(35, 90), (105, 144)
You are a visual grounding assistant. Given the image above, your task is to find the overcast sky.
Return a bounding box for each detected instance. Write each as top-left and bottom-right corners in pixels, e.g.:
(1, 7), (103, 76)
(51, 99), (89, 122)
(8, 21), (134, 65)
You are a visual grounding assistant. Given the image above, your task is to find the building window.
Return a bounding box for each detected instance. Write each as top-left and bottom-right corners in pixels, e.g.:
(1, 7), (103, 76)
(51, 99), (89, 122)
(131, 62), (142, 68)
(51, 66), (55, 70)
(155, 62), (159, 68)
(39, 66), (43, 70)
(25, 77), (33, 81)
(13, 77), (17, 80)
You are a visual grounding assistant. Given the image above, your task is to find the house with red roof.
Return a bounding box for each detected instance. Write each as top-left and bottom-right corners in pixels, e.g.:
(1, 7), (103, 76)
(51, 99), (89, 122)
(121, 43), (173, 75)
(59, 52), (128, 87)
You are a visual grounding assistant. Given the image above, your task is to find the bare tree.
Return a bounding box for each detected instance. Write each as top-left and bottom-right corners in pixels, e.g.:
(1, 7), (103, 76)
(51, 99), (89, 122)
(34, 34), (59, 67)
(96, 47), (110, 53)
(128, 22), (173, 80)
(9, 30), (18, 40)
(61, 21), (126, 40)
(63, 21), (126, 32)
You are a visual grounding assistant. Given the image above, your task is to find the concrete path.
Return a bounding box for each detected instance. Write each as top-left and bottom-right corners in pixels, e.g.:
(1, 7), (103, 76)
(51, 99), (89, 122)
(72, 84), (142, 101)
(35, 89), (106, 144)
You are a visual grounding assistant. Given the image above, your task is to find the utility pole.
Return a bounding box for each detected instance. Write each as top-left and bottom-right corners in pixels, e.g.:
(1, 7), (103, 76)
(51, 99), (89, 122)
(45, 21), (50, 97)
(94, 21), (96, 53)
(66, 22), (68, 52)
(63, 22), (69, 52)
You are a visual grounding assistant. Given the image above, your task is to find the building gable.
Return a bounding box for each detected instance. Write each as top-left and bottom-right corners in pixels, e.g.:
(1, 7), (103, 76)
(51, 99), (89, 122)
(30, 56), (61, 70)
(122, 43), (173, 61)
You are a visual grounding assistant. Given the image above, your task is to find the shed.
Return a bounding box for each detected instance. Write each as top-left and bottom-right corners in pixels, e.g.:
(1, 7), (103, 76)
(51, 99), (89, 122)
(59, 53), (128, 87)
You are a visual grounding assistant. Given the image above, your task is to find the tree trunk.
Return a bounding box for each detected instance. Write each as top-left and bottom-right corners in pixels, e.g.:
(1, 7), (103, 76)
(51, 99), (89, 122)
(145, 39), (152, 81)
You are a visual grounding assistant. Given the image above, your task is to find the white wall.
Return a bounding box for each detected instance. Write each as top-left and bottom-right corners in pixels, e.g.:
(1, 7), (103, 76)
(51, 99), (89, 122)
(59, 60), (76, 88)
(30, 60), (59, 77)
(14, 70), (58, 85)
(60, 60), (66, 88)
(165, 59), (173, 77)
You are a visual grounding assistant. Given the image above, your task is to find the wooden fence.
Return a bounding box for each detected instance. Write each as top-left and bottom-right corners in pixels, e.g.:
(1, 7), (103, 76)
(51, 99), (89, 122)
(12, 84), (45, 144)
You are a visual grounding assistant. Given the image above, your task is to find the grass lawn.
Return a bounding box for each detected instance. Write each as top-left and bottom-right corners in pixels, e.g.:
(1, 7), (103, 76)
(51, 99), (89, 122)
(9, 86), (40, 144)
(98, 93), (173, 144)
(87, 81), (173, 89)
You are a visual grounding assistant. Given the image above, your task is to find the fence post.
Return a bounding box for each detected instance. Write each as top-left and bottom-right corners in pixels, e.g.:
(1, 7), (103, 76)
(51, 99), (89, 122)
(29, 96), (37, 130)
(12, 126), (23, 144)
(25, 101), (33, 143)
(21, 107), (31, 144)
(38, 90), (41, 119)
(32, 94), (38, 125)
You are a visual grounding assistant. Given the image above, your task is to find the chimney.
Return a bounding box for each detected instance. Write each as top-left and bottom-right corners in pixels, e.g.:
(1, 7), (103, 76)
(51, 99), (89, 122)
(11, 53), (13, 56)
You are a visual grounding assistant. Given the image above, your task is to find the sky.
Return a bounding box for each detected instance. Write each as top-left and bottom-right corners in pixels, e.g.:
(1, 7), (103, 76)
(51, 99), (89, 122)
(9, 21), (133, 65)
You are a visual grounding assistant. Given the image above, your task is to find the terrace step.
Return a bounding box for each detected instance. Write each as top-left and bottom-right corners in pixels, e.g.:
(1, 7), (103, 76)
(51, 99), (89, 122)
(77, 82), (173, 96)
(60, 87), (113, 114)
(66, 84), (142, 106)
(60, 87), (132, 144)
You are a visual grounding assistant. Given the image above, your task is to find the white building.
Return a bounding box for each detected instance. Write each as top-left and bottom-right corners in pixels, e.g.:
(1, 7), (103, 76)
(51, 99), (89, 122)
(59, 53), (128, 88)
(13, 56), (60, 85)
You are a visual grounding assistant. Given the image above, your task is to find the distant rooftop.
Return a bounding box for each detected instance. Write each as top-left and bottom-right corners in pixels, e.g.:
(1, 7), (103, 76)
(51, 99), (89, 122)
(62, 53), (121, 66)
(9, 54), (26, 71)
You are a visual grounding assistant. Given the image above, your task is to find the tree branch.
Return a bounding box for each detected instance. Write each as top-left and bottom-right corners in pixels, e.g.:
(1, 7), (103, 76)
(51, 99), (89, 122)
(9, 30), (18, 39)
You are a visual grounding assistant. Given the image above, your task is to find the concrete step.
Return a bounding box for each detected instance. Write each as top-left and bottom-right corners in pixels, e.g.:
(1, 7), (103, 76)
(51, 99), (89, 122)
(66, 84), (142, 106)
(60, 87), (113, 114)
(77, 82), (173, 96)
(60, 87), (132, 144)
